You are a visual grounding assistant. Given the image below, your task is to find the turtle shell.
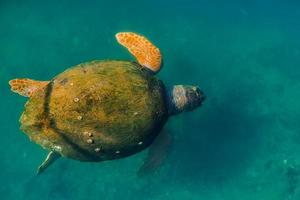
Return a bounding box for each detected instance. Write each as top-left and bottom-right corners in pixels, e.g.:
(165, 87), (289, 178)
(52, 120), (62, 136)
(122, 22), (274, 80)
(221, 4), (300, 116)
(20, 60), (168, 161)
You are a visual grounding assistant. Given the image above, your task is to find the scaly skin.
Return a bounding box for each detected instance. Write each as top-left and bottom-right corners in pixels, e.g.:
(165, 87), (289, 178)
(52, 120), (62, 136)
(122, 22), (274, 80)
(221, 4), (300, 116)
(20, 60), (168, 161)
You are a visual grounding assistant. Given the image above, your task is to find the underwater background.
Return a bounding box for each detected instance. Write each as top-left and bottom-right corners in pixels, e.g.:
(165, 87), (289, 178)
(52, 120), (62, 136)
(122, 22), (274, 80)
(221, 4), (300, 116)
(1, 0), (300, 199)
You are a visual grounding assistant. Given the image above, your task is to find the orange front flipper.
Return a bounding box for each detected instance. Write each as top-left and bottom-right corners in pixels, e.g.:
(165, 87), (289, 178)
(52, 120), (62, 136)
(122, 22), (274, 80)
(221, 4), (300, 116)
(9, 78), (49, 97)
(116, 32), (162, 73)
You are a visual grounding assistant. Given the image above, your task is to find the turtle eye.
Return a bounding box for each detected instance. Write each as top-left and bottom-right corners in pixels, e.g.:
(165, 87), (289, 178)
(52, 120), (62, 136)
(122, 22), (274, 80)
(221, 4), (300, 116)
(195, 88), (200, 96)
(195, 87), (201, 97)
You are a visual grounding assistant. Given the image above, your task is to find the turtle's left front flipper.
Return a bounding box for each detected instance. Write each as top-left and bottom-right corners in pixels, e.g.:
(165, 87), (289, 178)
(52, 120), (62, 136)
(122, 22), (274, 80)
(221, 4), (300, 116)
(138, 130), (172, 177)
(9, 78), (49, 97)
(116, 32), (162, 73)
(37, 151), (60, 175)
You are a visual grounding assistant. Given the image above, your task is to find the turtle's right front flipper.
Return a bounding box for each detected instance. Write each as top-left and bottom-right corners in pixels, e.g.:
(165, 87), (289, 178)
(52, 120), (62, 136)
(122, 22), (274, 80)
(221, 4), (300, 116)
(37, 151), (60, 175)
(138, 130), (172, 176)
(9, 78), (49, 97)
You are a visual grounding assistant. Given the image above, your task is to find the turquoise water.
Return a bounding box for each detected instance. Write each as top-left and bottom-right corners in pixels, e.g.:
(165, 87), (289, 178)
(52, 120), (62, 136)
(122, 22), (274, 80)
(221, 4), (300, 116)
(1, 0), (300, 199)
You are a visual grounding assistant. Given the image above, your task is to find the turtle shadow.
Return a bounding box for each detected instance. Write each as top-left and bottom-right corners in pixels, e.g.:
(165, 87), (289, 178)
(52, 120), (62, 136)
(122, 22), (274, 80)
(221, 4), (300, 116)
(166, 92), (263, 186)
(163, 55), (265, 186)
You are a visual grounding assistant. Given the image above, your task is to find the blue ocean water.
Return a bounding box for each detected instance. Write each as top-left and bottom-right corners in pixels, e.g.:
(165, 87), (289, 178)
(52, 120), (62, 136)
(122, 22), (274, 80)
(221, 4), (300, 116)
(1, 0), (300, 199)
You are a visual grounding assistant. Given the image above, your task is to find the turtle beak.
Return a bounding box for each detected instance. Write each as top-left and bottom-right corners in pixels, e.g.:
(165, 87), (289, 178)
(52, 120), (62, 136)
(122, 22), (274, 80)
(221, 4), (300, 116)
(184, 86), (205, 110)
(194, 87), (206, 105)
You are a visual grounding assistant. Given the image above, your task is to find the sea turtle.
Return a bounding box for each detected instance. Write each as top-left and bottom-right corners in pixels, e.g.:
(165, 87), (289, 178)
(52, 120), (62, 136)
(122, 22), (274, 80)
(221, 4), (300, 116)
(9, 32), (205, 174)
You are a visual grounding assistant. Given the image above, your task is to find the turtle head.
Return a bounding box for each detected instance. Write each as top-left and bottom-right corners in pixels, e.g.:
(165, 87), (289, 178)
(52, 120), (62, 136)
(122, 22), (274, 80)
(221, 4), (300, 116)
(167, 85), (205, 115)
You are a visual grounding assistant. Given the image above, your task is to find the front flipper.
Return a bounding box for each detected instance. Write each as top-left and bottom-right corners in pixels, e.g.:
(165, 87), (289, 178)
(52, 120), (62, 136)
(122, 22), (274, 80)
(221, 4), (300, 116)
(9, 78), (49, 97)
(37, 151), (60, 175)
(116, 32), (162, 73)
(138, 130), (172, 176)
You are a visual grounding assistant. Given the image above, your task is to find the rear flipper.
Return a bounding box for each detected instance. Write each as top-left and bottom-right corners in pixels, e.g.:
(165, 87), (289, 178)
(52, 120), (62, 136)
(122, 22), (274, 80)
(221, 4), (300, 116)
(37, 151), (60, 175)
(138, 130), (172, 177)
